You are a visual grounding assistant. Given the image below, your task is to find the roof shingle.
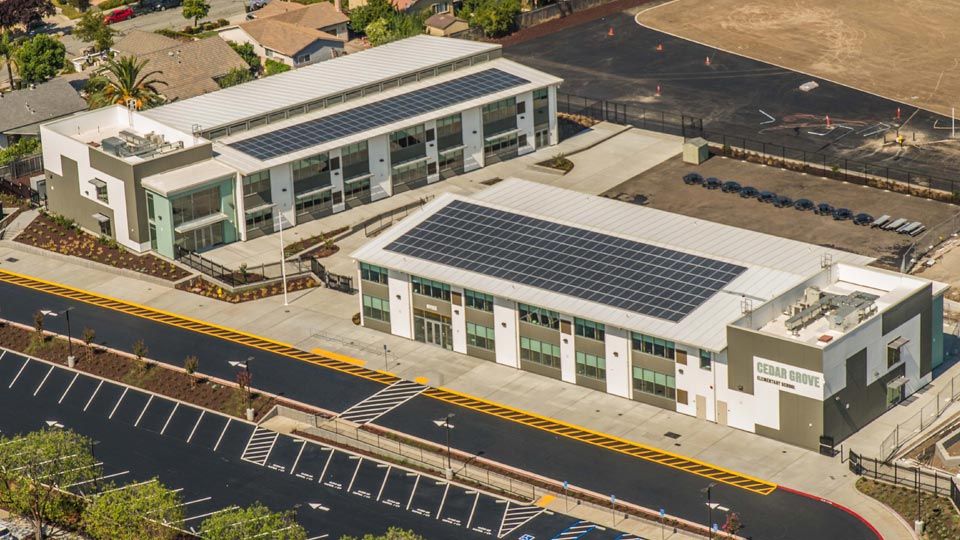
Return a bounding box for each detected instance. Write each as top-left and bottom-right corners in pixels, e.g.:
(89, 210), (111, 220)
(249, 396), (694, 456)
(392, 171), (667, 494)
(0, 78), (88, 134)
(137, 38), (250, 102)
(239, 18), (343, 57)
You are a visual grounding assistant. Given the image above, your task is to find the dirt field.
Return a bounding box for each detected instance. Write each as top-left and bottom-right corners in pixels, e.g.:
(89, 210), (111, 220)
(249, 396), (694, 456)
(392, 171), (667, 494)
(604, 154), (959, 269)
(637, 0), (960, 119)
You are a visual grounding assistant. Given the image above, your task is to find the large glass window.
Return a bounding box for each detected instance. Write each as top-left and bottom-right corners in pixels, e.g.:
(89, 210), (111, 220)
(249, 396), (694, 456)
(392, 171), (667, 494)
(518, 303), (560, 330)
(533, 87), (550, 127)
(411, 276), (450, 300)
(245, 207), (273, 236)
(390, 126), (425, 151)
(172, 185), (221, 227)
(520, 337), (561, 369)
(576, 352), (606, 381)
(482, 97), (518, 136)
(360, 262), (388, 284)
(344, 176), (371, 202)
(392, 159), (428, 189)
(464, 290), (493, 312)
(632, 367), (676, 399)
(242, 170), (271, 199)
(438, 148), (464, 177)
(341, 141), (370, 180)
(292, 153), (331, 194)
(466, 323), (495, 351)
(93, 180), (108, 203)
(436, 113), (462, 150)
(574, 318), (605, 341)
(631, 333), (676, 360)
(362, 295), (390, 322)
(699, 349), (712, 371)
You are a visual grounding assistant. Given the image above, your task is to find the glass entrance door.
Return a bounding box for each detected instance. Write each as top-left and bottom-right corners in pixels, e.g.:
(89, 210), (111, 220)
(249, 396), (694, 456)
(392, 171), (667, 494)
(414, 309), (452, 350)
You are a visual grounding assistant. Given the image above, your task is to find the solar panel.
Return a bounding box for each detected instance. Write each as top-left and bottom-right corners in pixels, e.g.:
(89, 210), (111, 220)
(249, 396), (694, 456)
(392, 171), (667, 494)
(384, 201), (747, 322)
(228, 69), (530, 161)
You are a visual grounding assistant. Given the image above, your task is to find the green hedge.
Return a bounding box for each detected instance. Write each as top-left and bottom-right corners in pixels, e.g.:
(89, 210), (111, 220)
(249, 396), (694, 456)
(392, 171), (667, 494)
(98, 0), (135, 11)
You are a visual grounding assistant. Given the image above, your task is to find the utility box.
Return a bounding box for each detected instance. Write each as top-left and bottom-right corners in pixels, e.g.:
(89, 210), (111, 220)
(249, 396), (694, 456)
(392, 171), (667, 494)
(683, 137), (710, 165)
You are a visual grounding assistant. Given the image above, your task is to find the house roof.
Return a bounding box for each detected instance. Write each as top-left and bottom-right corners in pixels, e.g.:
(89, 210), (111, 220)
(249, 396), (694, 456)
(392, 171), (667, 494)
(262, 1), (349, 30)
(0, 78), (88, 134)
(138, 37), (250, 102)
(390, 0), (416, 10)
(111, 30), (180, 57)
(425, 13), (465, 29)
(239, 18), (343, 58)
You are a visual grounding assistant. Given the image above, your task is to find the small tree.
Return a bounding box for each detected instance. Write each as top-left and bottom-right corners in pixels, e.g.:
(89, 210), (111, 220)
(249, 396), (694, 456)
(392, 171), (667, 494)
(28, 310), (45, 352)
(264, 58), (290, 76)
(217, 66), (252, 89)
(227, 41), (260, 73)
(74, 9), (114, 52)
(235, 368), (252, 410)
(81, 327), (96, 346)
(722, 511), (743, 534)
(181, 0), (210, 28)
(0, 31), (18, 91)
(132, 339), (148, 371)
(0, 0), (55, 34)
(13, 34), (65, 84)
(0, 428), (100, 540)
(341, 528), (427, 540)
(199, 503), (306, 540)
(183, 355), (199, 387)
(83, 479), (182, 540)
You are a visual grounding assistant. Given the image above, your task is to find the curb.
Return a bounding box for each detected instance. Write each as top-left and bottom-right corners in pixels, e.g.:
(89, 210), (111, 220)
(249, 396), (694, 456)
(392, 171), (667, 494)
(778, 485), (884, 540)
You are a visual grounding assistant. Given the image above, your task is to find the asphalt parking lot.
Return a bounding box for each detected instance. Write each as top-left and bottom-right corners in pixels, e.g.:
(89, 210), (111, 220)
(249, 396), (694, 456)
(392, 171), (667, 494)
(603, 154), (959, 268)
(0, 349), (633, 540)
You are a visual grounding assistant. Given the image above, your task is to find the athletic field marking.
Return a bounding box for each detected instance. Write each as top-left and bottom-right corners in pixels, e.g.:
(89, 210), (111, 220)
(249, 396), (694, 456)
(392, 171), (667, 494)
(758, 109), (775, 124)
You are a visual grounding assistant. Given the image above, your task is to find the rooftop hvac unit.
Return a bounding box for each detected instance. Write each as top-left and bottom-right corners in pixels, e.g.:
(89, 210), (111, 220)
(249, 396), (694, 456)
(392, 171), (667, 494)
(100, 136), (125, 156)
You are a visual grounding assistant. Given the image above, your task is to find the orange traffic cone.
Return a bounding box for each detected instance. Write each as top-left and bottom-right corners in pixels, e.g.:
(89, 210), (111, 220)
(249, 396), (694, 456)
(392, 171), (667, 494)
(656, 42), (664, 52)
(705, 56), (711, 66)
(896, 107), (901, 120)
(655, 84), (661, 96)
(826, 114), (832, 127)
(608, 26), (614, 37)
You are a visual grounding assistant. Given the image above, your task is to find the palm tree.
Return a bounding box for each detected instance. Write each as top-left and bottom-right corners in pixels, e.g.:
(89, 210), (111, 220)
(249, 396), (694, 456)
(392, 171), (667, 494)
(89, 56), (167, 110)
(0, 32), (16, 91)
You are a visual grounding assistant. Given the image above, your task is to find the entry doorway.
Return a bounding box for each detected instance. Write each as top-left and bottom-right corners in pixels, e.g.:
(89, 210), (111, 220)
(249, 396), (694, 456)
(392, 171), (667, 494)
(695, 395), (707, 419)
(413, 309), (452, 350)
(716, 400), (728, 426)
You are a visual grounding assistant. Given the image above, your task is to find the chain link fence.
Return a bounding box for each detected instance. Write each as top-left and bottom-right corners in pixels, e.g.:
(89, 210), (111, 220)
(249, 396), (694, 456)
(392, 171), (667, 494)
(879, 373), (960, 460)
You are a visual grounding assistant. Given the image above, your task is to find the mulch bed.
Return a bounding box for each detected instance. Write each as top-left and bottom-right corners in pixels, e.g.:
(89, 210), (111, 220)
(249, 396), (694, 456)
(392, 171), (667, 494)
(15, 213), (191, 282)
(283, 226), (349, 258)
(856, 478), (960, 540)
(176, 275), (319, 303)
(0, 322), (275, 419)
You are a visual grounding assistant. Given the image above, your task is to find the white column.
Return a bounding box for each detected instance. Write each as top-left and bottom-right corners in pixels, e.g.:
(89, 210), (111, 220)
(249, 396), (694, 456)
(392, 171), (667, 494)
(548, 85), (560, 146)
(516, 90), (535, 156)
(356, 267), (365, 326)
(425, 119), (441, 184)
(269, 163), (295, 232)
(559, 318), (575, 383)
(493, 297), (518, 368)
(235, 173), (247, 241)
(330, 147), (345, 213)
(368, 134), (392, 201)
(450, 286), (467, 354)
(604, 326), (631, 398)
(461, 107), (484, 172)
(388, 270), (412, 339)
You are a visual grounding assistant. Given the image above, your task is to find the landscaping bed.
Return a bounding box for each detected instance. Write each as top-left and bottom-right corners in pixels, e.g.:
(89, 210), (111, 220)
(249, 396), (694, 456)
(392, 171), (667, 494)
(15, 213), (191, 281)
(855, 478), (960, 540)
(0, 321), (275, 420)
(176, 275), (318, 303)
(537, 153), (574, 172)
(283, 226), (349, 258)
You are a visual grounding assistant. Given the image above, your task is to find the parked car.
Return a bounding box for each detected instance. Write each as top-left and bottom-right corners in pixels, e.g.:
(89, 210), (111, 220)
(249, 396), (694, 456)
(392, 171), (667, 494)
(815, 202), (835, 216)
(104, 7), (135, 24)
(832, 208), (853, 221)
(139, 0), (182, 11)
(853, 213), (873, 226)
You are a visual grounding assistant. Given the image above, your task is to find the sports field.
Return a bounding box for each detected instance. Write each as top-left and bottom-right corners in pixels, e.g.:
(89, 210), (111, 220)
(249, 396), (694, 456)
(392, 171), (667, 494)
(637, 0), (960, 118)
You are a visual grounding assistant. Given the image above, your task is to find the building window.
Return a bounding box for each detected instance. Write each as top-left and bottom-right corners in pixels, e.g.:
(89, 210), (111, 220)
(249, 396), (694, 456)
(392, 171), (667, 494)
(516, 101), (526, 115)
(392, 159), (427, 186)
(520, 337), (561, 369)
(466, 322), (495, 350)
(464, 290), (493, 312)
(293, 154), (331, 186)
(295, 54), (310, 64)
(699, 349), (712, 370)
(172, 185), (221, 227)
(887, 339), (907, 368)
(630, 333), (676, 360)
(146, 192), (156, 221)
(92, 180), (108, 203)
(518, 303), (560, 330)
(265, 48), (275, 58)
(360, 262), (388, 284)
(576, 352), (606, 381)
(362, 295), (390, 322)
(242, 170), (271, 201)
(245, 207), (272, 234)
(411, 275), (450, 300)
(574, 318), (604, 341)
(632, 367), (676, 399)
(342, 141), (370, 180)
(98, 217), (111, 236)
(390, 125), (425, 150)
(344, 177), (371, 201)
(148, 223), (158, 250)
(482, 97), (518, 127)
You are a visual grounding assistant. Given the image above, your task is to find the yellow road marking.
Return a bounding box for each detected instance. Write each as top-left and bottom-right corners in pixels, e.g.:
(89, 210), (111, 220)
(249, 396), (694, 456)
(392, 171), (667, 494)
(0, 269), (777, 495)
(535, 494), (556, 507)
(414, 376), (429, 385)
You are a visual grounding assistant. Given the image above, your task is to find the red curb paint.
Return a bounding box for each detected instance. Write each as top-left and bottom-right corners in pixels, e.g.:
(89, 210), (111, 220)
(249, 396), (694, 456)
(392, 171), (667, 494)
(778, 485), (884, 540)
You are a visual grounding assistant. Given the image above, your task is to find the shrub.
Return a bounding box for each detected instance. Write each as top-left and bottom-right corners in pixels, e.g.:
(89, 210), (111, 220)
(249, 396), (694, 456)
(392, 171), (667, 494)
(82, 327), (96, 346)
(98, 0), (134, 10)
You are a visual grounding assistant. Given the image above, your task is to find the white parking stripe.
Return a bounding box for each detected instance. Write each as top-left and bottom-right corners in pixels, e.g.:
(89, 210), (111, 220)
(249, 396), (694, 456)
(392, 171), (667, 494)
(33, 365), (54, 396)
(435, 482), (450, 520)
(58, 373), (79, 404)
(339, 381), (425, 425)
(108, 387), (128, 419)
(186, 411), (205, 443)
(183, 506), (239, 522)
(347, 457), (363, 493)
(134, 395), (154, 427)
(290, 440), (306, 475)
(376, 465), (392, 501)
(83, 380), (103, 412)
(160, 403), (179, 435)
(406, 475), (421, 511)
(213, 419), (232, 452)
(66, 470), (129, 489)
(318, 449), (335, 484)
(466, 491), (480, 529)
(9, 357), (29, 388)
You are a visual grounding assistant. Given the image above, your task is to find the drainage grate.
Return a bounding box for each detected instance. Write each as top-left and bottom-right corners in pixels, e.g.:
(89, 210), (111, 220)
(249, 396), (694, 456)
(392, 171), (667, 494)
(664, 431), (682, 439)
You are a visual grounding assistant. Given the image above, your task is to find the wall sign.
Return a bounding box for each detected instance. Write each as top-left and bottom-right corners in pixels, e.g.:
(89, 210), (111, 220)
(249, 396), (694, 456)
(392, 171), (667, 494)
(754, 357), (824, 400)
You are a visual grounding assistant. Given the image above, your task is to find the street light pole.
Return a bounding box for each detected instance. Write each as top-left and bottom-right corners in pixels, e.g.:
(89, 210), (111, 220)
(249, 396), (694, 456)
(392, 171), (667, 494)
(383, 344), (389, 372)
(42, 307), (75, 367)
(433, 413), (455, 480)
(701, 482), (716, 540)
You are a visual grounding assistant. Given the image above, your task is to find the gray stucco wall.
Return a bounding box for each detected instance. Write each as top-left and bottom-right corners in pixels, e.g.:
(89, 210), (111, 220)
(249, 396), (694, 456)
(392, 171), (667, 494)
(882, 283), (933, 378)
(726, 325), (823, 395)
(46, 156), (115, 237)
(823, 348), (906, 444)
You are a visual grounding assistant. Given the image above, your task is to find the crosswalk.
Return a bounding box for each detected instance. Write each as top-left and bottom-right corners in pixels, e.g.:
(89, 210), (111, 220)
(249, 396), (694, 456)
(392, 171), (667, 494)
(551, 521), (596, 539)
(241, 427), (279, 466)
(498, 502), (544, 538)
(339, 380), (425, 425)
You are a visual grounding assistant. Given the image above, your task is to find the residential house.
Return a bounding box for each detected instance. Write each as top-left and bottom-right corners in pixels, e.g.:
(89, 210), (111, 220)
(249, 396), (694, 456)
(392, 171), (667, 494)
(251, 1), (350, 39)
(221, 18), (345, 68)
(425, 13), (469, 36)
(352, 0), (458, 15)
(0, 78), (87, 148)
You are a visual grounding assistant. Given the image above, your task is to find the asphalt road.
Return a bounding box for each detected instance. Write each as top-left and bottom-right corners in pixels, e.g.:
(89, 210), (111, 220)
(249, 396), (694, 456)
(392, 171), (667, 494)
(503, 11), (960, 181)
(0, 280), (879, 540)
(0, 348), (626, 540)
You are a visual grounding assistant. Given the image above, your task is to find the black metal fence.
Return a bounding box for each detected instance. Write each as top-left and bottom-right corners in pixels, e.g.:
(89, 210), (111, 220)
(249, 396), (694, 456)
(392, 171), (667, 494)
(557, 92), (704, 138)
(0, 153), (43, 182)
(354, 196), (434, 237)
(310, 259), (354, 293)
(848, 450), (959, 500)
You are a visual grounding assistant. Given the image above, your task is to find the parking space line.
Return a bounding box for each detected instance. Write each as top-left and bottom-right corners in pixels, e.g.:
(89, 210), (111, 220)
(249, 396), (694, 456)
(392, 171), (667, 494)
(32, 365), (54, 396)
(58, 373), (79, 404)
(240, 427), (279, 466)
(376, 465), (392, 501)
(290, 440), (306, 476)
(318, 449), (335, 484)
(83, 380), (103, 412)
(435, 482), (450, 520)
(134, 395), (154, 427)
(466, 491), (480, 529)
(339, 380), (426, 425)
(346, 456), (363, 493)
(183, 506), (239, 523)
(497, 503), (544, 539)
(406, 475), (421, 511)
(213, 419), (232, 452)
(66, 470), (129, 489)
(551, 520), (596, 539)
(160, 403), (179, 435)
(108, 387), (128, 419)
(9, 357), (29, 388)
(186, 411), (205, 443)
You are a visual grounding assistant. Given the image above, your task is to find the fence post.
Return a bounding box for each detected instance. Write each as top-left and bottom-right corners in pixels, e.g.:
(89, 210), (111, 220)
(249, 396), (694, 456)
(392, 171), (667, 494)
(895, 461), (898, 484)
(681, 115), (685, 138)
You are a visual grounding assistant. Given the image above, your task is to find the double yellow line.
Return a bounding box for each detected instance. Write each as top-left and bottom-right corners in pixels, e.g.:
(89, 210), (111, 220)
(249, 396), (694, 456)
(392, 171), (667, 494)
(0, 269), (776, 495)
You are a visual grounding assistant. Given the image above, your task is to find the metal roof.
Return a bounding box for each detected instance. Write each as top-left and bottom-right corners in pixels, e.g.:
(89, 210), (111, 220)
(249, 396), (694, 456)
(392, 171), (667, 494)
(352, 179), (875, 351)
(141, 159), (236, 196)
(141, 35), (501, 134)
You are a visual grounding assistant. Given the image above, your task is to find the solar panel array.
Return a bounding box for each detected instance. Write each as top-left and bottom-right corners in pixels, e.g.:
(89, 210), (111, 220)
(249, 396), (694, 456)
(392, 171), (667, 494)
(384, 200), (747, 322)
(228, 69), (530, 161)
